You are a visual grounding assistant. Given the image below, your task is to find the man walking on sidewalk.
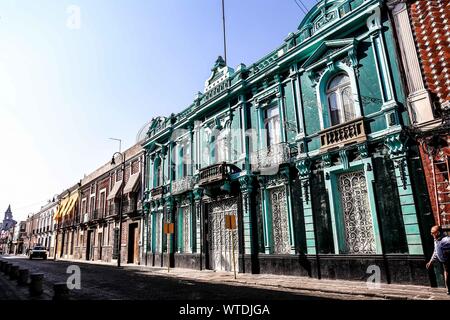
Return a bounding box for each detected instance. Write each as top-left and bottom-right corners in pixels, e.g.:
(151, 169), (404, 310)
(426, 225), (450, 294)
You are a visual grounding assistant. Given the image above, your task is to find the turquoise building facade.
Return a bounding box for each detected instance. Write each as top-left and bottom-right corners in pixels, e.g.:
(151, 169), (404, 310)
(142, 0), (435, 285)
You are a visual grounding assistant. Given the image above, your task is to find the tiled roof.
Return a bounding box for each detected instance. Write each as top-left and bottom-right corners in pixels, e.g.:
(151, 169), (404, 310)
(410, 0), (450, 106)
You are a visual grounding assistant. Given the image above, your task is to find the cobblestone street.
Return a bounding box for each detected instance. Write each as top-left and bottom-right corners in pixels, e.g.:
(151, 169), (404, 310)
(0, 256), (336, 300)
(1, 255), (449, 301)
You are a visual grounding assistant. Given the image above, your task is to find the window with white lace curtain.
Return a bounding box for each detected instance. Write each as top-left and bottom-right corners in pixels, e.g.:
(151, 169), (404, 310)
(327, 73), (355, 126)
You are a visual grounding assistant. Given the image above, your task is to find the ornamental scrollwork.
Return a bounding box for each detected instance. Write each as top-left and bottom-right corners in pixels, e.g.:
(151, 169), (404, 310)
(385, 133), (408, 158)
(239, 175), (254, 193)
(296, 158), (311, 178)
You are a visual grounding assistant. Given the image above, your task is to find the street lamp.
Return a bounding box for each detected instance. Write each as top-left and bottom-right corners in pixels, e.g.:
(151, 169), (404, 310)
(111, 151), (125, 267)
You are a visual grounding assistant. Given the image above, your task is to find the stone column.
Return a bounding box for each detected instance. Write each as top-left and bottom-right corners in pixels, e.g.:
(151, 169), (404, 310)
(387, 0), (433, 124)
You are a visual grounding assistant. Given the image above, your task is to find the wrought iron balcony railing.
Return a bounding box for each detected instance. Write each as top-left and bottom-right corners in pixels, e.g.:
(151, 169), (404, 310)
(319, 117), (366, 151)
(198, 162), (240, 186)
(88, 209), (105, 222)
(171, 176), (195, 195)
(122, 200), (136, 215)
(106, 203), (120, 217)
(60, 218), (77, 228)
(251, 142), (291, 172)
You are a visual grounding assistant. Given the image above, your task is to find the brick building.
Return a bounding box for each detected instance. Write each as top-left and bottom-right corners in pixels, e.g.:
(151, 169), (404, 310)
(77, 143), (145, 265)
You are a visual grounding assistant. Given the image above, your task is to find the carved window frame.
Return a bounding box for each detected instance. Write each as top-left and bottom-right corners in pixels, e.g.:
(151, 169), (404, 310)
(316, 62), (362, 130)
(326, 72), (356, 126)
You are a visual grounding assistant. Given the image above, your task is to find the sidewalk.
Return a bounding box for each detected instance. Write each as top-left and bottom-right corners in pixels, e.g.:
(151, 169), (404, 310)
(56, 257), (450, 300)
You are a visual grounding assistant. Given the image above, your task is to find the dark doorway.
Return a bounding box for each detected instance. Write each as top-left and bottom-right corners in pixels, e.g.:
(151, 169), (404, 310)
(98, 232), (103, 260)
(60, 233), (65, 258)
(86, 230), (93, 261)
(128, 223), (139, 264)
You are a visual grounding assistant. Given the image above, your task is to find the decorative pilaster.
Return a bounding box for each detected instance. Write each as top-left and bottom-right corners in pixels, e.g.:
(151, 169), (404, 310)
(168, 142), (176, 187)
(239, 94), (251, 171)
(289, 64), (304, 139)
(367, 6), (396, 109)
(239, 175), (255, 255)
(187, 192), (194, 253)
(176, 198), (182, 253)
(193, 188), (203, 254)
(258, 176), (272, 254)
(143, 198), (151, 259)
(165, 196), (175, 254)
(385, 133), (424, 254)
(280, 167), (296, 254)
(296, 158), (316, 254)
(188, 123), (194, 176)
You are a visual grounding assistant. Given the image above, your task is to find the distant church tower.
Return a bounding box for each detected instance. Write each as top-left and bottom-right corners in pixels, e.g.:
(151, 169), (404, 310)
(1, 205), (16, 231)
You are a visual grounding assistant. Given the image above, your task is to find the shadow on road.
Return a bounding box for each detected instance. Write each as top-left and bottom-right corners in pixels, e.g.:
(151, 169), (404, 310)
(0, 256), (333, 300)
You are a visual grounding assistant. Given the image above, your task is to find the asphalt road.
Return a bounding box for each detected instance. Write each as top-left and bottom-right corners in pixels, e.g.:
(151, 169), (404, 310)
(0, 256), (338, 300)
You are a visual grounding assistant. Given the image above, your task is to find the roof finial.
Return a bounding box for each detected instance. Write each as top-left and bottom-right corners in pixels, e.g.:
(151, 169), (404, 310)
(212, 56), (226, 71)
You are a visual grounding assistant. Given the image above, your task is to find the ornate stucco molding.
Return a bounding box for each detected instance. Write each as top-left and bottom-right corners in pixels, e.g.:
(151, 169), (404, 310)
(386, 0), (407, 12)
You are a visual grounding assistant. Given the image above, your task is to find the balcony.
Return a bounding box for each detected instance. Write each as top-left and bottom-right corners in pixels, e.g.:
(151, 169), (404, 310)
(88, 209), (105, 222)
(172, 176), (195, 195)
(61, 219), (76, 229)
(198, 162), (240, 186)
(122, 200), (137, 215)
(150, 185), (165, 199)
(106, 203), (120, 217)
(251, 142), (290, 172)
(319, 117), (366, 151)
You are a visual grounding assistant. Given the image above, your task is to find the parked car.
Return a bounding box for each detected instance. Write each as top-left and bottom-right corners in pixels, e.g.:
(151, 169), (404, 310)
(29, 246), (47, 260)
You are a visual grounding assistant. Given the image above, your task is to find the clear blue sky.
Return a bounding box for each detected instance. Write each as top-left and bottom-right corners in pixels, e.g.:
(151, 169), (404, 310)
(0, 0), (317, 222)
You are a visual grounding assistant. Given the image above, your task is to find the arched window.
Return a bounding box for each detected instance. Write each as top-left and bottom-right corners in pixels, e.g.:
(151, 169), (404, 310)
(327, 73), (355, 126)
